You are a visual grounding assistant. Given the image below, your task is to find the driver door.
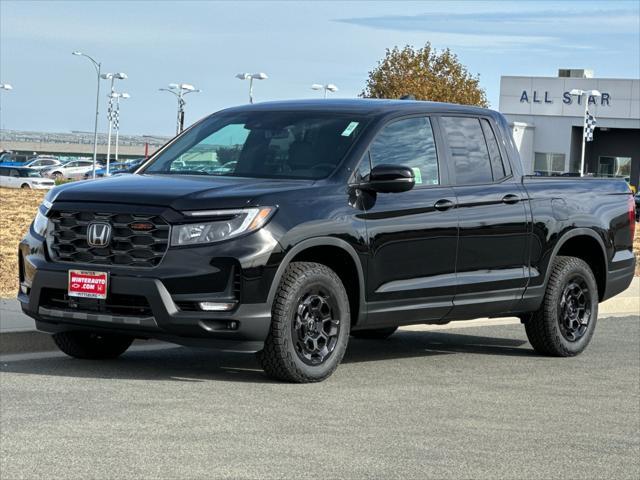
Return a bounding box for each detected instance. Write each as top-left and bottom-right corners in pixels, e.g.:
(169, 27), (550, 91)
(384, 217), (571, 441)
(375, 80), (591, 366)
(362, 116), (458, 327)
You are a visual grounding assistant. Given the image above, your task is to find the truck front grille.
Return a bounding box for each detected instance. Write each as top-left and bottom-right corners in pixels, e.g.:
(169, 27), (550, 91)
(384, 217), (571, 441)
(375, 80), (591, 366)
(49, 211), (170, 268)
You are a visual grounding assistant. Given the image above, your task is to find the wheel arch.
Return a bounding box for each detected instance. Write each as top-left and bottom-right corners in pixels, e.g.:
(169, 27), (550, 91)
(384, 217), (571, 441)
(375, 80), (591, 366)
(547, 228), (608, 301)
(267, 237), (366, 326)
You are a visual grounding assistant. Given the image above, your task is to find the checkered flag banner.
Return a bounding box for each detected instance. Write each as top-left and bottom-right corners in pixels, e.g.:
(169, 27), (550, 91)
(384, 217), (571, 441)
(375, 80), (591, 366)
(584, 110), (596, 142)
(107, 102), (119, 130)
(112, 108), (120, 131)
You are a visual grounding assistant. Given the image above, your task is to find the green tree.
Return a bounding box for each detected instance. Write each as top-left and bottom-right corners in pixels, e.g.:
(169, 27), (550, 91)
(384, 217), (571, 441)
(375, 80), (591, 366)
(361, 43), (488, 107)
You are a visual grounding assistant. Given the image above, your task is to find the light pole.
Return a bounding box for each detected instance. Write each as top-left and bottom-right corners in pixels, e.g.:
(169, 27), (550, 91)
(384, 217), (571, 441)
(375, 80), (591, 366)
(235, 73), (268, 104)
(72, 51), (102, 179)
(0, 83), (12, 139)
(569, 89), (602, 177)
(311, 83), (338, 99)
(159, 83), (201, 136)
(101, 72), (128, 176)
(110, 92), (130, 165)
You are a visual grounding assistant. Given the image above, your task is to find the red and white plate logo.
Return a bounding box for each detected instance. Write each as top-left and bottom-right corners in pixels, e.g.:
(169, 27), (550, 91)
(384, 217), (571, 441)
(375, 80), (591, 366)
(68, 270), (108, 299)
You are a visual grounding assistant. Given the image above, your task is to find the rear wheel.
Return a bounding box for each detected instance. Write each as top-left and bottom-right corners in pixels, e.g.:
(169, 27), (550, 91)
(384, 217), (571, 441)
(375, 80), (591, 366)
(259, 262), (350, 383)
(20, 183), (30, 189)
(51, 172), (63, 180)
(524, 256), (598, 356)
(53, 331), (133, 359)
(351, 327), (398, 339)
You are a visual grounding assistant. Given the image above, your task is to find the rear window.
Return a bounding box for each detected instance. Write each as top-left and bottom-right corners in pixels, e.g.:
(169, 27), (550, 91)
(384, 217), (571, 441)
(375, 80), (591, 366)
(441, 116), (493, 185)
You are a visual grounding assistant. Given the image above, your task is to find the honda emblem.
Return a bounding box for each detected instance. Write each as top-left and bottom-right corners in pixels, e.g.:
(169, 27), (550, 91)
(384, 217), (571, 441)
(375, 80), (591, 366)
(87, 222), (112, 247)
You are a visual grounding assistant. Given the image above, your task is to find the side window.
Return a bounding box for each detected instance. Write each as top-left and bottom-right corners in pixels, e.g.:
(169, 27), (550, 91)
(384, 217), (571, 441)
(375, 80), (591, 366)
(0, 168), (8, 176)
(66, 161), (77, 167)
(367, 117), (439, 186)
(9, 169), (20, 177)
(441, 116), (493, 185)
(480, 119), (509, 180)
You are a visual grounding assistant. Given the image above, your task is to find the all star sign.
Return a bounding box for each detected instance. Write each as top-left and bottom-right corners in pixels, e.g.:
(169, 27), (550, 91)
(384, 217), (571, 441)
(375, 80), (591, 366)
(519, 90), (611, 106)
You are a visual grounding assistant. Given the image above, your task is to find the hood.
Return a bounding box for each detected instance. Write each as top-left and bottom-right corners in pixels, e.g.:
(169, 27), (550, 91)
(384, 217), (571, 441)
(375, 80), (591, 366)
(50, 174), (314, 211)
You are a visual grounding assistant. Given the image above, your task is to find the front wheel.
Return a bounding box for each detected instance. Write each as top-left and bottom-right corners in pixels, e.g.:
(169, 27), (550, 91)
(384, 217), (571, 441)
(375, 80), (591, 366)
(53, 331), (133, 359)
(524, 256), (598, 357)
(259, 262), (351, 383)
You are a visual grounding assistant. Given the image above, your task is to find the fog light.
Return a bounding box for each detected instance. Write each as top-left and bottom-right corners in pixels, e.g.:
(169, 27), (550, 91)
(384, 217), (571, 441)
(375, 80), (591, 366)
(198, 301), (236, 311)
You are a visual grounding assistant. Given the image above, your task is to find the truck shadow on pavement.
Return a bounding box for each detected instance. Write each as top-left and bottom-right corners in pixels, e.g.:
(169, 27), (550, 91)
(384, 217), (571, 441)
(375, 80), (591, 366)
(0, 330), (531, 384)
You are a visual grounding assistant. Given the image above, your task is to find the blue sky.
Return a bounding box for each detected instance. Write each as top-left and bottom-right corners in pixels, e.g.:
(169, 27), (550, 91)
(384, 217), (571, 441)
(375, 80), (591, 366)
(1, 0), (638, 135)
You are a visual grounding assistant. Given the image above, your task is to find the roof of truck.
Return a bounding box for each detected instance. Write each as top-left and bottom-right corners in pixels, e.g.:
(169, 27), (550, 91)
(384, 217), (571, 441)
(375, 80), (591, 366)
(219, 98), (497, 117)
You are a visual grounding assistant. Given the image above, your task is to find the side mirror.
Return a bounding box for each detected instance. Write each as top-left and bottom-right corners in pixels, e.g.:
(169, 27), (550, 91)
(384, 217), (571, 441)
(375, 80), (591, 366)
(362, 164), (415, 193)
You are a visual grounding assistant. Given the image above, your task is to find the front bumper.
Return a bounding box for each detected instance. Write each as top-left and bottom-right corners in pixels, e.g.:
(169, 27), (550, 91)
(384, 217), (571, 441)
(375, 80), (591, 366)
(18, 226), (280, 352)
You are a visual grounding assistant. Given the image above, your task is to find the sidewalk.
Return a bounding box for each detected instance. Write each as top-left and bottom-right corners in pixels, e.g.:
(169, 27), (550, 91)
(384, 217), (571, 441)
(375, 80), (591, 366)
(1, 278), (638, 352)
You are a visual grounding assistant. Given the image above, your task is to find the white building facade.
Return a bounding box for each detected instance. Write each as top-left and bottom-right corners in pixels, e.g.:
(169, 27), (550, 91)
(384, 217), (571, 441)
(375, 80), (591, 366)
(499, 70), (640, 190)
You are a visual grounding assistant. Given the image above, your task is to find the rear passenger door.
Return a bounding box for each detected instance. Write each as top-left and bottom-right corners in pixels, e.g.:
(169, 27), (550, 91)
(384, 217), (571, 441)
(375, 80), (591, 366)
(439, 115), (529, 317)
(361, 116), (459, 326)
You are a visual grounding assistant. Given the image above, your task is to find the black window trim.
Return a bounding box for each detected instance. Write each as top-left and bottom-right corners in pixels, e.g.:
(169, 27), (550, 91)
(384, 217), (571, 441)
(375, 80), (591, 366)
(351, 113), (449, 189)
(435, 113), (515, 187)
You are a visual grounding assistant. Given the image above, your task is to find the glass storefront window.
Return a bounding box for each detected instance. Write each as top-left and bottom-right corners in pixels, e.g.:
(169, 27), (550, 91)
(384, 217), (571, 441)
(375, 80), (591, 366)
(534, 152), (566, 175)
(598, 156), (632, 178)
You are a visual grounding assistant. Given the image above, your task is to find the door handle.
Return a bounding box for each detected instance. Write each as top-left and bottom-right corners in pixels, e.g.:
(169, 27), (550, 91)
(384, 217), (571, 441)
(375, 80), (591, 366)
(502, 194), (520, 204)
(434, 199), (455, 211)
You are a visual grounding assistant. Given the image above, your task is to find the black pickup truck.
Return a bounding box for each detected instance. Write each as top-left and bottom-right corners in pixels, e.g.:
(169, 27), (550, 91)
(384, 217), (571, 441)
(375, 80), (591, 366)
(18, 99), (636, 382)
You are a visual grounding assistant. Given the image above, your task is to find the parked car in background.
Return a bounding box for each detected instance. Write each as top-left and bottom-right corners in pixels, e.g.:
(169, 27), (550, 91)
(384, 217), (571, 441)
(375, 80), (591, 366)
(83, 159), (144, 179)
(43, 159), (95, 180)
(0, 150), (34, 165)
(22, 156), (63, 172)
(0, 166), (55, 189)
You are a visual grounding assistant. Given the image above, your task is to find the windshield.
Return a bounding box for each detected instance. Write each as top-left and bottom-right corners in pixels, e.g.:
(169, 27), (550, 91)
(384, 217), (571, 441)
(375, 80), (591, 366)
(142, 111), (367, 179)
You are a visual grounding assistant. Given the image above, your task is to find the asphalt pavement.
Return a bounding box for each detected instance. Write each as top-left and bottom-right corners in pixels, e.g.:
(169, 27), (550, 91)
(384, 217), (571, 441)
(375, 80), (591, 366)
(1, 316), (638, 480)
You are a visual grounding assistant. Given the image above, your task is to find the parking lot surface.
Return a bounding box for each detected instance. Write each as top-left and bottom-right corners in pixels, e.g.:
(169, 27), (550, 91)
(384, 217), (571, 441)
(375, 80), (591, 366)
(1, 316), (639, 479)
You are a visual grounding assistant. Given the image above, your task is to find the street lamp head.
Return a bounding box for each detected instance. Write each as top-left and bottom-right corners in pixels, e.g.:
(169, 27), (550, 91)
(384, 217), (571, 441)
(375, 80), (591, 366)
(72, 51), (83, 56)
(0, 83), (13, 90)
(311, 84), (323, 90)
(326, 84), (338, 92)
(168, 83), (179, 89)
(115, 73), (128, 80)
(121, 93), (130, 99)
(252, 72), (268, 80)
(569, 89), (584, 96)
(179, 83), (196, 91)
(588, 89), (602, 97)
(236, 73), (250, 80)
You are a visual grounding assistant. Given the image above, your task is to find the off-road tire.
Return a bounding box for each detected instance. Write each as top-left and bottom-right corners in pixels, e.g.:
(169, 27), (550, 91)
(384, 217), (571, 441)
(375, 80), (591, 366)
(259, 261), (351, 383)
(53, 331), (134, 359)
(351, 327), (398, 339)
(524, 256), (598, 357)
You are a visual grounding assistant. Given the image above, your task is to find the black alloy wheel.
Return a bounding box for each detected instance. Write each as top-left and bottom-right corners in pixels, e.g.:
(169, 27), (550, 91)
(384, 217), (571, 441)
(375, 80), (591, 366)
(292, 289), (341, 365)
(558, 275), (592, 342)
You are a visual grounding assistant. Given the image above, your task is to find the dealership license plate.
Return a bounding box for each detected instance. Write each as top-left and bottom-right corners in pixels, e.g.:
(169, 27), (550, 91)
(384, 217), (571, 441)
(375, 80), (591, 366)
(68, 270), (108, 299)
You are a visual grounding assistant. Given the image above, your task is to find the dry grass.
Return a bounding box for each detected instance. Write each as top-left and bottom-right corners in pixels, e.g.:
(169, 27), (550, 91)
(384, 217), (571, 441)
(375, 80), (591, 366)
(0, 187), (638, 297)
(0, 188), (46, 297)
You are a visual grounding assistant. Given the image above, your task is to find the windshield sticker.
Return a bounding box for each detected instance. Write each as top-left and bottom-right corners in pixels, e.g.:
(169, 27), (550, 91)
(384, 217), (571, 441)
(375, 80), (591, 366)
(411, 167), (423, 184)
(341, 122), (359, 137)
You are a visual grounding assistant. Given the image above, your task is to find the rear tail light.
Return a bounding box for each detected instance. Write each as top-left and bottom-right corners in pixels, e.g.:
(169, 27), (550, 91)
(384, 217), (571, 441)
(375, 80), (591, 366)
(628, 195), (636, 243)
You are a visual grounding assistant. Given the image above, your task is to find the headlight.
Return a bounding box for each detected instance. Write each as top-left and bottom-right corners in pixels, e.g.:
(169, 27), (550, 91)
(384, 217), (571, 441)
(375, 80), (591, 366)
(32, 209), (49, 236)
(171, 207), (275, 246)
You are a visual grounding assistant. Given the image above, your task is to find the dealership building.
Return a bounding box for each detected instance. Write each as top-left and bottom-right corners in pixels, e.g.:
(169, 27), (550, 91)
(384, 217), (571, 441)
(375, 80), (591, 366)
(499, 69), (640, 189)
